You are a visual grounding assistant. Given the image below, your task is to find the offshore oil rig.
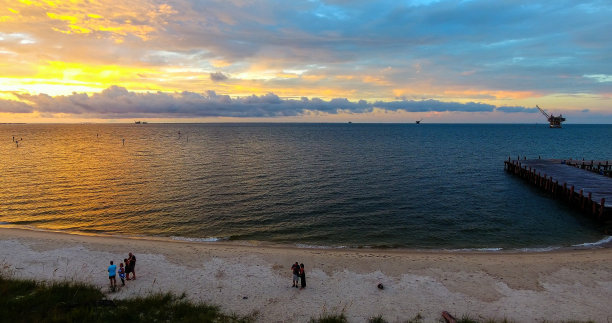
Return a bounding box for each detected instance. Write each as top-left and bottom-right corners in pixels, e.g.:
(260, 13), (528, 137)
(536, 105), (565, 128)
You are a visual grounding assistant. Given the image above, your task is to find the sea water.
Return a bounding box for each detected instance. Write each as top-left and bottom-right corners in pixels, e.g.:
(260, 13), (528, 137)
(1, 123), (611, 250)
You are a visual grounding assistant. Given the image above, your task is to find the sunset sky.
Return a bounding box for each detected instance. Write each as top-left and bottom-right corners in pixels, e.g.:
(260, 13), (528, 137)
(1, 0), (611, 123)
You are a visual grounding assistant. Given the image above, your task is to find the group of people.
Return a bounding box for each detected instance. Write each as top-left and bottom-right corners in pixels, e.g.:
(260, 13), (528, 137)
(291, 262), (306, 289)
(107, 252), (137, 289)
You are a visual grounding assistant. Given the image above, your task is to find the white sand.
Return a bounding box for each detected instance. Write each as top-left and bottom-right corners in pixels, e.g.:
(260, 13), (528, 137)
(1, 227), (611, 322)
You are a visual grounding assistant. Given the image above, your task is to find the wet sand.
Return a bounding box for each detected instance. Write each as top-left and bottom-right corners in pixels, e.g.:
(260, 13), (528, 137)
(1, 227), (611, 322)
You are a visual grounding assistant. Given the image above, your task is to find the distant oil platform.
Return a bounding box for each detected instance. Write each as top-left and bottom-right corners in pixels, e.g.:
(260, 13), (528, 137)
(536, 105), (565, 128)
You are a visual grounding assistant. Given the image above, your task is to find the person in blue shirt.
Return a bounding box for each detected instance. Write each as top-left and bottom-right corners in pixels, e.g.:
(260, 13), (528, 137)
(108, 260), (117, 288)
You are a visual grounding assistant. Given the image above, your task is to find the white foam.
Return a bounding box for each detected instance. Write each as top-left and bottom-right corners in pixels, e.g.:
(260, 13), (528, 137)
(295, 243), (343, 249)
(171, 236), (224, 242)
(572, 236), (612, 248)
(517, 246), (561, 252)
(450, 247), (504, 252)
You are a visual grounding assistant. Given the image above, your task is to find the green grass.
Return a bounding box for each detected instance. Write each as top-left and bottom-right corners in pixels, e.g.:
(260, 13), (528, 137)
(0, 274), (598, 323)
(0, 275), (255, 323)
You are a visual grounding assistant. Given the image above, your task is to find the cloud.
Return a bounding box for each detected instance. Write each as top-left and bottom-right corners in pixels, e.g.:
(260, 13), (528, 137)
(374, 100), (497, 113)
(210, 72), (229, 82)
(5, 86), (541, 118)
(495, 106), (538, 114)
(2, 0), (612, 107)
(0, 99), (34, 113)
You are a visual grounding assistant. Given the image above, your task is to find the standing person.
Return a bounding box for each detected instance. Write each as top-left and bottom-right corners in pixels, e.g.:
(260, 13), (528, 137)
(299, 263), (306, 289)
(128, 252), (136, 280)
(118, 262), (126, 286)
(291, 261), (300, 288)
(108, 261), (117, 289)
(124, 258), (132, 280)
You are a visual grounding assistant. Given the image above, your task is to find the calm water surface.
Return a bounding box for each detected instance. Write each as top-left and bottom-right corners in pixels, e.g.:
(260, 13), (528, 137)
(1, 123), (611, 249)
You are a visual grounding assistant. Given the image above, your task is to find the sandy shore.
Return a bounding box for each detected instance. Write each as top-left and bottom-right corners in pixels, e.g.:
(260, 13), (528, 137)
(1, 227), (611, 322)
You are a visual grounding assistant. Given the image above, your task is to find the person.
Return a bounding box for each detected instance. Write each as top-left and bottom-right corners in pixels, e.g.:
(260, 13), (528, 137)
(299, 263), (306, 289)
(108, 261), (117, 288)
(291, 261), (300, 288)
(128, 252), (136, 280)
(118, 262), (126, 286)
(124, 258), (132, 280)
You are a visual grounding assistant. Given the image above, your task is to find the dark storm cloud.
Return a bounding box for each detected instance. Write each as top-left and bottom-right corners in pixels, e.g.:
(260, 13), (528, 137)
(210, 72), (229, 82)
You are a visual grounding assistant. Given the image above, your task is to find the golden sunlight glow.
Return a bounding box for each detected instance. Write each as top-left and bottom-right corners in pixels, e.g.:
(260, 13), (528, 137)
(443, 89), (538, 100)
(47, 12), (78, 24)
(211, 60), (232, 68)
(9, 0), (172, 41)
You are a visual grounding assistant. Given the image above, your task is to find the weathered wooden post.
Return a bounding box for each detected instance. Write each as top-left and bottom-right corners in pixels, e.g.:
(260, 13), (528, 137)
(580, 189), (585, 210)
(528, 167), (532, 181)
(569, 185), (574, 202)
(548, 177), (552, 192)
(600, 198), (606, 218)
(538, 172), (543, 187)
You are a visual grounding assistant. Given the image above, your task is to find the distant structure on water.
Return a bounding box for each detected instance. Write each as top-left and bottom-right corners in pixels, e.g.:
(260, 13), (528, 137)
(135, 121), (148, 124)
(415, 119), (422, 124)
(536, 105), (565, 128)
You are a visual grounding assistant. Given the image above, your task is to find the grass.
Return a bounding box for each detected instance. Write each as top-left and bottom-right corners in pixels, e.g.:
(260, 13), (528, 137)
(0, 274), (598, 323)
(309, 312), (348, 323)
(0, 275), (255, 323)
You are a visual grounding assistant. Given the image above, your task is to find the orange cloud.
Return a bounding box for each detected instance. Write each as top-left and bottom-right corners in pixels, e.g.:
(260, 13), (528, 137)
(301, 74), (326, 82)
(444, 89), (539, 100)
(10, 0), (175, 42)
(362, 75), (391, 86)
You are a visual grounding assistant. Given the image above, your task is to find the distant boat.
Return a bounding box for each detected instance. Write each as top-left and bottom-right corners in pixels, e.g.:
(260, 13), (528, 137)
(416, 119), (423, 124)
(135, 121), (148, 124)
(135, 121), (141, 124)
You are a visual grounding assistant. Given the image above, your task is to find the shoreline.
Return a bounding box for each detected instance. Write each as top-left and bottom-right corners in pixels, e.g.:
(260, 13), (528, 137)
(2, 227), (612, 322)
(2, 223), (611, 253)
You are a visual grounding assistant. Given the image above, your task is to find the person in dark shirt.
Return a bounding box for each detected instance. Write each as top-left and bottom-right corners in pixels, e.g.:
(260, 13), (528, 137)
(128, 252), (136, 280)
(291, 262), (300, 288)
(299, 263), (306, 289)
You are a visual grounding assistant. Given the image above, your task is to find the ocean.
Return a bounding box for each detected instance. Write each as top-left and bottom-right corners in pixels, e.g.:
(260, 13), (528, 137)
(1, 123), (611, 250)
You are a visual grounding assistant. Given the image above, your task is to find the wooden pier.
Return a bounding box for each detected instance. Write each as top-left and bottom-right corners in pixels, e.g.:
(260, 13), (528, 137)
(504, 158), (612, 220)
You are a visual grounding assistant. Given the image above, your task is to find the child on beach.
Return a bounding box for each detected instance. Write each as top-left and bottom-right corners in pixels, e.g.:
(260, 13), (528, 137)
(118, 262), (126, 286)
(108, 261), (117, 289)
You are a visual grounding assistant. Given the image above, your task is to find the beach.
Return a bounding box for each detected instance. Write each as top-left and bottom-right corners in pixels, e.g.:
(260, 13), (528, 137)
(1, 227), (611, 322)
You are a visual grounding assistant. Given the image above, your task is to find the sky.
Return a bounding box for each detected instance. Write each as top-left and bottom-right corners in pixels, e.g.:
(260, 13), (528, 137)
(1, 0), (611, 123)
